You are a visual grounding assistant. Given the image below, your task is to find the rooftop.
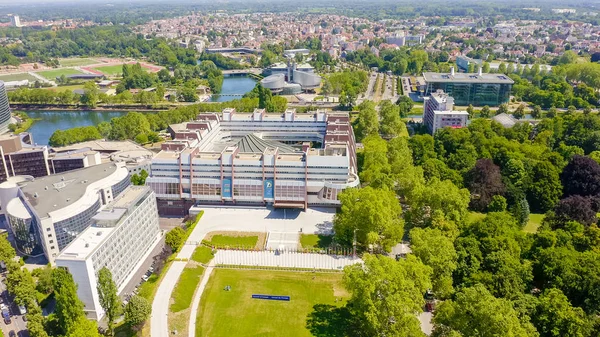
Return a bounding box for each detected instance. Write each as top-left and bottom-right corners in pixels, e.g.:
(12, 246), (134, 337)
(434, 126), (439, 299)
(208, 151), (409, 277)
(235, 134), (299, 153)
(20, 162), (127, 217)
(423, 72), (515, 84)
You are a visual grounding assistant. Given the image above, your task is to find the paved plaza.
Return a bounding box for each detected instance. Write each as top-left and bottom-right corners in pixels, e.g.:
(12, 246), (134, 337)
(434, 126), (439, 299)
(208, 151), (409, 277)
(265, 231), (300, 250)
(213, 249), (361, 270)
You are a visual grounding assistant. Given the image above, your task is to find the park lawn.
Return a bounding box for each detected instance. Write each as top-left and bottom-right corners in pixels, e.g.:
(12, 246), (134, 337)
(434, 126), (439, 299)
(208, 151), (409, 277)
(171, 265), (205, 313)
(196, 269), (347, 337)
(191, 246), (214, 264)
(58, 58), (98, 67)
(206, 234), (258, 249)
(0, 73), (37, 82)
(524, 213), (545, 233)
(36, 68), (84, 80)
(300, 234), (333, 249)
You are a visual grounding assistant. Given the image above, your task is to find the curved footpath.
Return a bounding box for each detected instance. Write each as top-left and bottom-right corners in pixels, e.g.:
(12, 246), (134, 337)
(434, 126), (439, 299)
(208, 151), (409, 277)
(150, 206), (335, 337)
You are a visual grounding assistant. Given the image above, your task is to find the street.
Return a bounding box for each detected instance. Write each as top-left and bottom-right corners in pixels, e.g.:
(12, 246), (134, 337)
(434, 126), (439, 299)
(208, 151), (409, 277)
(0, 275), (29, 337)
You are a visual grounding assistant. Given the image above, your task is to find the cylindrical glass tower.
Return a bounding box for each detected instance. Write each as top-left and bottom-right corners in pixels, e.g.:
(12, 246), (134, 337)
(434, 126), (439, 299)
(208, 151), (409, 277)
(0, 81), (12, 133)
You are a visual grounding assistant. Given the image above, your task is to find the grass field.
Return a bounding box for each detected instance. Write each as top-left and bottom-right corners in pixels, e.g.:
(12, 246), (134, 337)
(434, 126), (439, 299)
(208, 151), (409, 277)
(191, 246), (214, 264)
(43, 84), (85, 92)
(92, 64), (127, 76)
(524, 213), (545, 233)
(37, 68), (84, 80)
(300, 234), (333, 249)
(207, 234), (258, 249)
(0, 73), (37, 82)
(171, 265), (205, 313)
(58, 58), (98, 67)
(196, 269), (347, 337)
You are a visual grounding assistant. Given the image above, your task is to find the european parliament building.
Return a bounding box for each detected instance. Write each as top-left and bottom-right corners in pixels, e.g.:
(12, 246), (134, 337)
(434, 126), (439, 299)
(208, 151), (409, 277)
(147, 108), (359, 216)
(423, 68), (514, 106)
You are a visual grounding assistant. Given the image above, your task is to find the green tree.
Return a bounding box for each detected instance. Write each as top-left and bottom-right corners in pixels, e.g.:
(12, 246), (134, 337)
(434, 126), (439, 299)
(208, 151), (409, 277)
(513, 104), (525, 119)
(432, 284), (538, 337)
(496, 103), (509, 115)
(0, 234), (16, 263)
(406, 178), (470, 228)
(531, 288), (592, 337)
(410, 228), (457, 298)
(547, 106), (558, 118)
(52, 268), (85, 335)
(531, 105), (543, 119)
(124, 295), (151, 330)
(131, 169), (149, 186)
(480, 105), (491, 118)
(165, 227), (185, 252)
(32, 265), (53, 295)
(5, 262), (36, 307)
(66, 316), (100, 337)
(466, 104), (475, 119)
(379, 100), (407, 138)
(526, 161), (562, 212)
(487, 195), (507, 212)
(355, 100), (379, 141)
(97, 267), (121, 336)
(396, 95), (414, 118)
(80, 81), (99, 108)
(333, 186), (404, 252)
(344, 254), (432, 337)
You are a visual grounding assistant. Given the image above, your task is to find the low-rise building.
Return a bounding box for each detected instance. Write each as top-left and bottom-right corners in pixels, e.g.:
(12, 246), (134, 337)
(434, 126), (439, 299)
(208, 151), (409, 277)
(55, 186), (161, 320)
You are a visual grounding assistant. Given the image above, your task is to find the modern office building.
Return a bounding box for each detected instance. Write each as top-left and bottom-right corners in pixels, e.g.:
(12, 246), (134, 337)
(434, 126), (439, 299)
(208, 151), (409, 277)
(147, 108), (358, 216)
(261, 60), (321, 94)
(0, 81), (13, 133)
(55, 186), (161, 320)
(423, 90), (469, 134)
(456, 56), (483, 72)
(3, 162), (130, 262)
(423, 67), (514, 106)
(0, 134), (50, 182)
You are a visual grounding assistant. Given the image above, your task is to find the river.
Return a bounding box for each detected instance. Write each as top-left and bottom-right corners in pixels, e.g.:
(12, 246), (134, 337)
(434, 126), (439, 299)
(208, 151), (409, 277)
(26, 111), (127, 145)
(210, 76), (257, 102)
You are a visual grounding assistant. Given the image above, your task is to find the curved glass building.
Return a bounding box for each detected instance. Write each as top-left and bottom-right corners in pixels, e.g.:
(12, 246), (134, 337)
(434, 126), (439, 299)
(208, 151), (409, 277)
(0, 81), (11, 133)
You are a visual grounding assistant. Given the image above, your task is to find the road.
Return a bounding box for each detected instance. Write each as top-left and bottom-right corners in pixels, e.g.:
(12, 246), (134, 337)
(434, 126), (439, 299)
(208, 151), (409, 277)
(0, 275), (29, 337)
(150, 206), (334, 337)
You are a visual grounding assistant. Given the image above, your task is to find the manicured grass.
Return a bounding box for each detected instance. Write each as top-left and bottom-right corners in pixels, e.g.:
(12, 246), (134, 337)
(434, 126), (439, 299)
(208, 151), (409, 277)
(137, 274), (159, 301)
(92, 64), (127, 76)
(171, 265), (205, 313)
(36, 68), (84, 80)
(196, 269), (347, 337)
(0, 73), (37, 82)
(300, 234), (333, 249)
(524, 213), (545, 233)
(191, 246), (214, 264)
(58, 58), (98, 67)
(206, 234), (258, 249)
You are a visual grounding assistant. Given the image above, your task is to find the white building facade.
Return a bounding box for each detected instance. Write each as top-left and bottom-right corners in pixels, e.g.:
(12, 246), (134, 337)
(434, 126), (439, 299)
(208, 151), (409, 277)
(55, 186), (161, 320)
(423, 90), (469, 134)
(3, 163), (130, 262)
(147, 109), (359, 216)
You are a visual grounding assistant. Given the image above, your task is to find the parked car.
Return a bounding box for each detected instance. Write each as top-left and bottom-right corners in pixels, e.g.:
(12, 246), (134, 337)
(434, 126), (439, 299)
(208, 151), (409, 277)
(141, 274), (149, 282)
(9, 330), (16, 337)
(2, 310), (11, 324)
(18, 304), (26, 315)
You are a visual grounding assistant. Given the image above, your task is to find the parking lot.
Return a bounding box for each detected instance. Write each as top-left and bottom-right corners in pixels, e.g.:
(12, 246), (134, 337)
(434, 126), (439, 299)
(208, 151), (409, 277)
(0, 275), (29, 337)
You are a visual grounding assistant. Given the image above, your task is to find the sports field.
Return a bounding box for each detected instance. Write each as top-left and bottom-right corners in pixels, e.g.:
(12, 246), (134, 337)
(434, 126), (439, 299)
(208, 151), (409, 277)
(0, 73), (38, 82)
(58, 58), (98, 67)
(195, 269), (347, 337)
(37, 68), (84, 80)
(92, 64), (127, 76)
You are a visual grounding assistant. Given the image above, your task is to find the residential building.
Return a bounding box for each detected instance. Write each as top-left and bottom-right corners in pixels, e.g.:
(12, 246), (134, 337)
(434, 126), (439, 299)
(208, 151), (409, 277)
(3, 163), (130, 262)
(423, 67), (514, 106)
(147, 109), (359, 216)
(55, 186), (160, 320)
(423, 90), (469, 134)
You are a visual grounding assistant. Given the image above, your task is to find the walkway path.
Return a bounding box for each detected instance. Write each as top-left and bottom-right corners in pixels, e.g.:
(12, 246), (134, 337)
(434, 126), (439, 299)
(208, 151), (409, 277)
(187, 261), (215, 337)
(150, 206), (334, 337)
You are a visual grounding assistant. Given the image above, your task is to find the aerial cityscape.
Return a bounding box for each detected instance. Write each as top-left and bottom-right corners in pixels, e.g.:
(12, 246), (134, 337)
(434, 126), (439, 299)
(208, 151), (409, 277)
(0, 0), (599, 336)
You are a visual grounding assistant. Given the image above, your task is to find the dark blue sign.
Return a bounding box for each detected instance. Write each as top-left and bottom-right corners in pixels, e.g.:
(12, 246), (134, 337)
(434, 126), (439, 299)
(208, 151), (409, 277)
(264, 179), (274, 199)
(252, 294), (290, 301)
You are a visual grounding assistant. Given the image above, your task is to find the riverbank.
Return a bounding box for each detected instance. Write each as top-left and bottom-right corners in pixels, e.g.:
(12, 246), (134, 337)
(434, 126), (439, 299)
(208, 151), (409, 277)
(9, 103), (174, 112)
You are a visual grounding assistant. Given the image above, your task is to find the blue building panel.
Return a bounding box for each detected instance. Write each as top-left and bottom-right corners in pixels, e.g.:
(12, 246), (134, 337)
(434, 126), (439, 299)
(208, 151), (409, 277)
(264, 179), (274, 199)
(222, 178), (232, 198)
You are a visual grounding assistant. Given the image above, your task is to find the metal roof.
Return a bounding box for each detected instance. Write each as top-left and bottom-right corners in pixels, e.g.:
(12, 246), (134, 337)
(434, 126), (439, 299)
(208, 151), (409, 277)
(423, 72), (515, 84)
(235, 134), (299, 153)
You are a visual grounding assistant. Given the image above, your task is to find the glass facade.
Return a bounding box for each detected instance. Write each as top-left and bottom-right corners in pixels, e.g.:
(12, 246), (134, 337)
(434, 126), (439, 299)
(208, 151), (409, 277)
(7, 214), (37, 255)
(54, 199), (101, 250)
(111, 174), (131, 197)
(426, 82), (512, 106)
